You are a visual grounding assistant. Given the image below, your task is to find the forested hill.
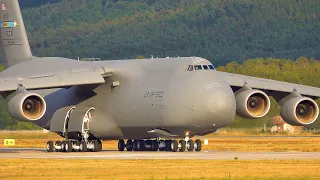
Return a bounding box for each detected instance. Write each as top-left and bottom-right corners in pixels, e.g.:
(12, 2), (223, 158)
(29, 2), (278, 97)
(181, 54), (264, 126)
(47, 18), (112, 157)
(13, 0), (319, 65)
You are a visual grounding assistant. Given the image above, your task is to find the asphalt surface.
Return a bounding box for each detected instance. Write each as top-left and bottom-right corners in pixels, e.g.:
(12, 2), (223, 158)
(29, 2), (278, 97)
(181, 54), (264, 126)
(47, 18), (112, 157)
(1, 148), (320, 160)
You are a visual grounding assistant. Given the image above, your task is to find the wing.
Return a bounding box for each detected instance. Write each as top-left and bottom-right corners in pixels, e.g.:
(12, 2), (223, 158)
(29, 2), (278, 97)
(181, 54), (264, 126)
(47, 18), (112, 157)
(217, 71), (320, 98)
(0, 68), (112, 92)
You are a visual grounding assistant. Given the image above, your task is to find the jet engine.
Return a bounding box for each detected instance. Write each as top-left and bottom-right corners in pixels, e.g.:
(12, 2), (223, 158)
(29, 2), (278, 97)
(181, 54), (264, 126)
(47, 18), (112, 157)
(235, 88), (270, 118)
(7, 92), (46, 122)
(280, 96), (319, 126)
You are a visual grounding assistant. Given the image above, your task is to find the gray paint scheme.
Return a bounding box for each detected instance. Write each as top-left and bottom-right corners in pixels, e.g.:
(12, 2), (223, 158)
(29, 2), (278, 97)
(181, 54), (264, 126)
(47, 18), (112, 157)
(0, 0), (320, 140)
(0, 0), (33, 68)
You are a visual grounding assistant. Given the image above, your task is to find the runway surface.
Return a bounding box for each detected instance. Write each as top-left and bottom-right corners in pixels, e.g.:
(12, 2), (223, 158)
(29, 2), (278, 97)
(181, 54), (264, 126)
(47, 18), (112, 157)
(1, 148), (320, 160)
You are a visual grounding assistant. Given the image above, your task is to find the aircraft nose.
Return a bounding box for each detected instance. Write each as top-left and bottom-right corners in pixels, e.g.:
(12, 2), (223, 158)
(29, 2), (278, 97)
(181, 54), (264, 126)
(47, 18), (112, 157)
(207, 84), (236, 126)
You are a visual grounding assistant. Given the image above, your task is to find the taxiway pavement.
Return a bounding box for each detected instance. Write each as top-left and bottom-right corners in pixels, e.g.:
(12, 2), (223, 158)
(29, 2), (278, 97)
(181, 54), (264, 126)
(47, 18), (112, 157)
(0, 148), (320, 160)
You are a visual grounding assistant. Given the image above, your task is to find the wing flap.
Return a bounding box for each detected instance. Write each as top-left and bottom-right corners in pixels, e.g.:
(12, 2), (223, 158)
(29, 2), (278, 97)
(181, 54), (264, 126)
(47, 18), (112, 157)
(217, 71), (320, 97)
(0, 70), (107, 92)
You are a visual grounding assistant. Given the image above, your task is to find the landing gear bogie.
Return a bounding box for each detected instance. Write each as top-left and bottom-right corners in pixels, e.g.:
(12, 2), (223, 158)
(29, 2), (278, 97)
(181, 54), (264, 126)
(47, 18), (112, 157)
(47, 138), (203, 153)
(47, 139), (103, 153)
(117, 138), (203, 152)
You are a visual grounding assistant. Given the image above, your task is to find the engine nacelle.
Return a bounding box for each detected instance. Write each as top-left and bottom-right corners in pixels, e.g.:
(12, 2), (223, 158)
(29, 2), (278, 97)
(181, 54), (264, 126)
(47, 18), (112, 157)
(235, 88), (270, 118)
(7, 92), (46, 122)
(280, 96), (319, 126)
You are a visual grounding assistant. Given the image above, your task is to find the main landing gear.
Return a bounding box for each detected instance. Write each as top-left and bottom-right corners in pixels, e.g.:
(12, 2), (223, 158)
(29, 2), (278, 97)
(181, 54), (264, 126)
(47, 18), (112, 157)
(46, 140), (102, 152)
(118, 139), (202, 152)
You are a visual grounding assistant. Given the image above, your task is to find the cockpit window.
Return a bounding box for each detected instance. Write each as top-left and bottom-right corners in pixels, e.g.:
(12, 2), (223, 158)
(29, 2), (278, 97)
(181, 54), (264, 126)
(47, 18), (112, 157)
(203, 65), (209, 70)
(208, 65), (215, 70)
(194, 65), (202, 70)
(187, 65), (194, 71)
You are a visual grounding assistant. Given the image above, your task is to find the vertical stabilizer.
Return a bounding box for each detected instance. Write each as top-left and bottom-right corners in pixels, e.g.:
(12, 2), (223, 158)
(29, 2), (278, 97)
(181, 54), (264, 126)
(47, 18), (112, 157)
(0, 0), (33, 69)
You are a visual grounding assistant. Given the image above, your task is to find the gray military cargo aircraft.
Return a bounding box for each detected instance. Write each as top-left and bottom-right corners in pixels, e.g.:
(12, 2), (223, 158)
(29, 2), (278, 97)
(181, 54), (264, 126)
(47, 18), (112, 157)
(0, 0), (320, 152)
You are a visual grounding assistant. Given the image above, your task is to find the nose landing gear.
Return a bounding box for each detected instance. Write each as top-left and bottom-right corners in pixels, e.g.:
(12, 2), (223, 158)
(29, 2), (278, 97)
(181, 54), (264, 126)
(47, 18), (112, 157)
(117, 139), (202, 152)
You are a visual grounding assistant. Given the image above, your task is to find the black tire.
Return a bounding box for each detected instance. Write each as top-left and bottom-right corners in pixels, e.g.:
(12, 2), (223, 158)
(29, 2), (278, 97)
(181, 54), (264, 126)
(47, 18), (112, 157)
(55, 141), (62, 152)
(151, 140), (159, 151)
(65, 141), (73, 152)
(61, 141), (67, 152)
(73, 141), (80, 152)
(171, 140), (178, 152)
(136, 140), (144, 151)
(179, 140), (186, 152)
(79, 141), (87, 152)
(195, 139), (202, 152)
(126, 140), (133, 151)
(165, 140), (172, 151)
(97, 140), (102, 152)
(46, 141), (54, 152)
(187, 140), (194, 152)
(133, 140), (138, 151)
(118, 139), (125, 151)
(145, 140), (152, 151)
(92, 140), (99, 152)
(159, 140), (166, 151)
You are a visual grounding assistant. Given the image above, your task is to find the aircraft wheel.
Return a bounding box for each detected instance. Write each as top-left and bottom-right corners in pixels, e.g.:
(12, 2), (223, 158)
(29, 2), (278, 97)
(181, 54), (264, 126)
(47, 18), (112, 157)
(79, 141), (87, 152)
(46, 141), (54, 152)
(195, 139), (202, 152)
(65, 141), (73, 152)
(171, 140), (178, 152)
(55, 141), (62, 152)
(126, 140), (133, 151)
(179, 140), (186, 152)
(61, 141), (67, 152)
(73, 141), (80, 152)
(165, 140), (172, 151)
(159, 140), (166, 151)
(187, 140), (194, 152)
(92, 140), (99, 152)
(136, 140), (144, 151)
(133, 140), (138, 151)
(118, 139), (125, 151)
(151, 140), (159, 151)
(97, 140), (102, 152)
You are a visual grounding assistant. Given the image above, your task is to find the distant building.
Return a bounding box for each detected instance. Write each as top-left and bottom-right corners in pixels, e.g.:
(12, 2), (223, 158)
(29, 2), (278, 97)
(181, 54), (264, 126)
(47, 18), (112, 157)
(271, 115), (296, 133)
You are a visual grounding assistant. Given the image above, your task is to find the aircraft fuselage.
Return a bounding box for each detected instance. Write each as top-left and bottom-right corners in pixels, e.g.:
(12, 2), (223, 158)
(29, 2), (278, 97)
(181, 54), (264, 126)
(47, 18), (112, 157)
(16, 57), (236, 139)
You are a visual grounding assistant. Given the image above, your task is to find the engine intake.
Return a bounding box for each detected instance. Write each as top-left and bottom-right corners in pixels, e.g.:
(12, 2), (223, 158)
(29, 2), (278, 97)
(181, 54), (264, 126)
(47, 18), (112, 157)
(7, 92), (46, 121)
(280, 97), (319, 126)
(235, 89), (270, 118)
